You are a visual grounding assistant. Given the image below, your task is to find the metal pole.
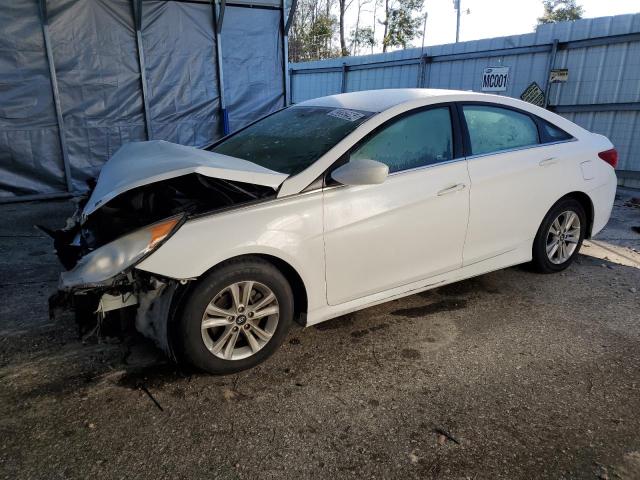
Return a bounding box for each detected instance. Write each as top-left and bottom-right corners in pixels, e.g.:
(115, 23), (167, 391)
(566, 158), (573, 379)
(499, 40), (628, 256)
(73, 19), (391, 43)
(38, 0), (73, 193)
(212, 0), (229, 135)
(282, 0), (296, 106)
(417, 12), (428, 87)
(455, 0), (461, 43)
(424, 56), (432, 88)
(340, 63), (348, 93)
(288, 68), (295, 103)
(420, 12), (428, 53)
(283, 39), (291, 105)
(543, 39), (559, 109)
(417, 56), (427, 88)
(283, 0), (298, 104)
(132, 0), (152, 140)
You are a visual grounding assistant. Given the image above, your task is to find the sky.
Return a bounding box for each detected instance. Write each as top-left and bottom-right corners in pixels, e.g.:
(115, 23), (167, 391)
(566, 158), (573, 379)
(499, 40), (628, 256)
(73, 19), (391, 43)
(344, 0), (640, 54)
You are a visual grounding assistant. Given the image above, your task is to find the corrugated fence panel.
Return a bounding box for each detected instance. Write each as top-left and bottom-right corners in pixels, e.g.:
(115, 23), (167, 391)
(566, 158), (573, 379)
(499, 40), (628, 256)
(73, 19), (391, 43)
(564, 110), (640, 172)
(291, 71), (342, 101)
(290, 13), (640, 182)
(347, 64), (420, 91)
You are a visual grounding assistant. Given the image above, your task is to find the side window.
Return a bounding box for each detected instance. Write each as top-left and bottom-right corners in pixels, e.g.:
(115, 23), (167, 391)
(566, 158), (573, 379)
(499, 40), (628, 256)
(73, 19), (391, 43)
(539, 118), (573, 143)
(349, 107), (453, 173)
(462, 105), (539, 155)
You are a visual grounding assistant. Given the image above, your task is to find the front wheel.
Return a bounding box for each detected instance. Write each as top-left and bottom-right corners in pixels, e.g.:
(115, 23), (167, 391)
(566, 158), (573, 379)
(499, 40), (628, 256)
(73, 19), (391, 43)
(177, 258), (294, 374)
(531, 198), (587, 273)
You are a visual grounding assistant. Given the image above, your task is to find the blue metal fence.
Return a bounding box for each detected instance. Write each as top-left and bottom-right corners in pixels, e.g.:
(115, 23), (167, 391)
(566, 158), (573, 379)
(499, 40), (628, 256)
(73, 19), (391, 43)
(290, 14), (640, 187)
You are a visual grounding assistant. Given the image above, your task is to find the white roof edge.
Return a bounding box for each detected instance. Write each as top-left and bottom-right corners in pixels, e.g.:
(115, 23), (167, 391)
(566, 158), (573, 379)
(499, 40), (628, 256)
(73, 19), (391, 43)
(294, 88), (487, 113)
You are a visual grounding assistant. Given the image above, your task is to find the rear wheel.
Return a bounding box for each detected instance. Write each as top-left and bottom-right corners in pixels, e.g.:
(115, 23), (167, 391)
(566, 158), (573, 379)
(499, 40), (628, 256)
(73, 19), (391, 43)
(178, 258), (293, 374)
(531, 198), (586, 273)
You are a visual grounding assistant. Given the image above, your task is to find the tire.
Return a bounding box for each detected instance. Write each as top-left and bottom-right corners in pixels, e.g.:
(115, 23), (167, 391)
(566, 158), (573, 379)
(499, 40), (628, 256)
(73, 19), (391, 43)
(531, 197), (587, 273)
(177, 257), (294, 374)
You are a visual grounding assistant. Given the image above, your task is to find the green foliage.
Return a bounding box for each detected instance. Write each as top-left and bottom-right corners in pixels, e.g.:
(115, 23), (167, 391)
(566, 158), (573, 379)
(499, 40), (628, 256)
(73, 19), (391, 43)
(381, 0), (424, 52)
(288, 0), (425, 60)
(289, 0), (340, 62)
(350, 26), (376, 54)
(537, 0), (584, 24)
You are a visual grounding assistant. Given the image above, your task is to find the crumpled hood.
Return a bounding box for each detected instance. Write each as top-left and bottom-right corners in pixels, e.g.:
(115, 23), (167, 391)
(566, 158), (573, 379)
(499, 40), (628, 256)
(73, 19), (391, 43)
(83, 140), (289, 218)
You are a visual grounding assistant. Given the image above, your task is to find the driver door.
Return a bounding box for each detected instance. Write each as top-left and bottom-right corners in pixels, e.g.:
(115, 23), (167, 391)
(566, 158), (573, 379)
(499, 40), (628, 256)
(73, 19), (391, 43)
(322, 105), (471, 305)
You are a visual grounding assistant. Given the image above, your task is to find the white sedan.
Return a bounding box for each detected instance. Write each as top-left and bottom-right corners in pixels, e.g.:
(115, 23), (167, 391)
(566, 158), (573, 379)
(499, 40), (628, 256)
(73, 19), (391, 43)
(51, 89), (618, 374)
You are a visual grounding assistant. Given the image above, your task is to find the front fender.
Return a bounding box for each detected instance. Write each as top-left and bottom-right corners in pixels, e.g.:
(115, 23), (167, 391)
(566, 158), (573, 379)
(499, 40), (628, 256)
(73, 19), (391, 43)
(135, 192), (326, 311)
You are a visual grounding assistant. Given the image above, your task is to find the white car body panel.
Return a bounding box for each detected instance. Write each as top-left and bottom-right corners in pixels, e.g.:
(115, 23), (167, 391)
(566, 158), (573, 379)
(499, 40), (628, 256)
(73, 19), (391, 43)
(465, 141), (574, 264)
(137, 191), (329, 313)
(83, 140), (288, 217)
(134, 89), (617, 328)
(323, 161), (470, 305)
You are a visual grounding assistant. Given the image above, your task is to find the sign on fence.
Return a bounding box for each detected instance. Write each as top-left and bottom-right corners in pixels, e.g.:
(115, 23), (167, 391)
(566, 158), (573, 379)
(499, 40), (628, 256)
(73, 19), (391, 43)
(481, 66), (510, 92)
(520, 82), (545, 107)
(549, 68), (569, 83)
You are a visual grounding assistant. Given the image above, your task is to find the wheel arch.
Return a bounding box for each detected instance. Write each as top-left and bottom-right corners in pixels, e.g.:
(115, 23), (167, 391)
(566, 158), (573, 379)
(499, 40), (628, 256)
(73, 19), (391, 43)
(177, 253), (309, 327)
(562, 191), (595, 238)
(252, 253), (309, 326)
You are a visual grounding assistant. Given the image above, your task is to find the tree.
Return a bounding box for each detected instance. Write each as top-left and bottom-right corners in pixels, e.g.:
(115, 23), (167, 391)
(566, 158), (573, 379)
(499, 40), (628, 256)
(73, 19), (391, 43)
(379, 0), (424, 52)
(338, 0), (355, 56)
(289, 0), (339, 62)
(350, 26), (376, 55)
(349, 0), (375, 55)
(537, 0), (584, 24)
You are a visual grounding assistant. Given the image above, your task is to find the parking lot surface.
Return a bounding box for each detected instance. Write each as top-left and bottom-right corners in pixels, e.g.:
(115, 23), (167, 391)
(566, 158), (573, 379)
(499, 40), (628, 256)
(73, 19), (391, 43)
(1, 191), (639, 479)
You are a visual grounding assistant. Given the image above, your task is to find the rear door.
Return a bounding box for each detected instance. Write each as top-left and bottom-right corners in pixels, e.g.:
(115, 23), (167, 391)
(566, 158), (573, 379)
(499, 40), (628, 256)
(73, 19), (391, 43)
(459, 103), (575, 265)
(323, 105), (470, 305)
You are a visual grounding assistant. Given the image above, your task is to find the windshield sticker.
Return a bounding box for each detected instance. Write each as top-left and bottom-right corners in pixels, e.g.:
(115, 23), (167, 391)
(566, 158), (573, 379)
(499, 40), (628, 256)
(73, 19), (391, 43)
(327, 108), (365, 122)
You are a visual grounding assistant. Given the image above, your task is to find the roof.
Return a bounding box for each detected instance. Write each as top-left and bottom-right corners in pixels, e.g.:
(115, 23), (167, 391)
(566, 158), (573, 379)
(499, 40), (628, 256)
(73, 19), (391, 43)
(295, 88), (488, 113)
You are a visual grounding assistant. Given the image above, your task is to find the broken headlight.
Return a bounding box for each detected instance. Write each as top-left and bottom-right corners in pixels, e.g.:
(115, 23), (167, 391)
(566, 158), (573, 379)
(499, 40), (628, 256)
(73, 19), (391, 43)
(60, 215), (183, 289)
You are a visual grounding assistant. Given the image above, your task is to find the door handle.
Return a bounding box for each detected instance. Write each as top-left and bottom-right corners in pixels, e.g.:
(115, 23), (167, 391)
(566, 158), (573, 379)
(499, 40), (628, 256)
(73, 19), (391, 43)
(539, 157), (557, 166)
(437, 183), (466, 196)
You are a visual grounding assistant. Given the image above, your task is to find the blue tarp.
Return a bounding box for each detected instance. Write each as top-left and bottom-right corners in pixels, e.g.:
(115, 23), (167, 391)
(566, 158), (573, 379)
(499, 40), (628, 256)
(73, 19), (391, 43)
(0, 0), (286, 199)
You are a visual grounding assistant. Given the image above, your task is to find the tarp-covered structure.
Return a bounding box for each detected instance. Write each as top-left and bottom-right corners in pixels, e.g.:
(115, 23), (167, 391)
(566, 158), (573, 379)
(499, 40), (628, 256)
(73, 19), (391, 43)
(0, 0), (293, 201)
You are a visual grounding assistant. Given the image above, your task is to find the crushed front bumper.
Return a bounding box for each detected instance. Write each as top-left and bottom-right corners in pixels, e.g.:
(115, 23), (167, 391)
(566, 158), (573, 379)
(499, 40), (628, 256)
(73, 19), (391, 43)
(50, 271), (184, 357)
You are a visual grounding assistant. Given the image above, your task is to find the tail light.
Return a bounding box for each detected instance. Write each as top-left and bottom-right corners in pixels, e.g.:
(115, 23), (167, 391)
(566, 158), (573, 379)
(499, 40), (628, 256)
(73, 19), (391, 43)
(598, 148), (618, 168)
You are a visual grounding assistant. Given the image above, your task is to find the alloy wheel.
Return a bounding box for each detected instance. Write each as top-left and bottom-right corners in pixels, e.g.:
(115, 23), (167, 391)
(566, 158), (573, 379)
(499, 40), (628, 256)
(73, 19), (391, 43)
(200, 281), (279, 360)
(546, 210), (581, 264)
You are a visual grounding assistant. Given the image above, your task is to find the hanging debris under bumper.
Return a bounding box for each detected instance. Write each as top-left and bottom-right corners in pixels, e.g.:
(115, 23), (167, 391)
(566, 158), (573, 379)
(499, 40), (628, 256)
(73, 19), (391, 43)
(49, 271), (185, 355)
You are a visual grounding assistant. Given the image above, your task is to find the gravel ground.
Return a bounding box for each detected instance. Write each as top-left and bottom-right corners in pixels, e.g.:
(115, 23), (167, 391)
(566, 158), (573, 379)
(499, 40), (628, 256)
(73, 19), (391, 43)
(1, 190), (639, 480)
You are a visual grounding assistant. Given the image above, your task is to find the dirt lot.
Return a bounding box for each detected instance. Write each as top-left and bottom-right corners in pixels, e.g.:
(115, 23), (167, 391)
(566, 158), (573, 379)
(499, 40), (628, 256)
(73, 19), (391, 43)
(1, 190), (639, 480)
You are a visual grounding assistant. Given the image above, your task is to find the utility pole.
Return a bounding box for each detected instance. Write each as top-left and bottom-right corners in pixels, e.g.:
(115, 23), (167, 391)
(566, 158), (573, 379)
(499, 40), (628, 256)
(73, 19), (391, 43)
(421, 11), (428, 53)
(454, 0), (461, 43)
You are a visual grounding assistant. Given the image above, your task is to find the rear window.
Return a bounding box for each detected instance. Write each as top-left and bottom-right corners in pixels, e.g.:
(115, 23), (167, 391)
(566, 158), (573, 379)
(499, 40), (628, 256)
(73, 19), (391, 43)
(539, 119), (573, 143)
(210, 106), (374, 175)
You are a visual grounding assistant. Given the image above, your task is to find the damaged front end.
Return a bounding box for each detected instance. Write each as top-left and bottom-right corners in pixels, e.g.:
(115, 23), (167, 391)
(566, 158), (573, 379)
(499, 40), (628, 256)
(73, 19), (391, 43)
(49, 270), (183, 357)
(48, 206), (187, 355)
(47, 141), (285, 355)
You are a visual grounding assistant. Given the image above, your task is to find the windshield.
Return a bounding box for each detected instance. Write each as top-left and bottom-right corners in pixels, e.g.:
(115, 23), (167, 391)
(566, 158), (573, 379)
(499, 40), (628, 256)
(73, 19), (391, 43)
(209, 106), (374, 175)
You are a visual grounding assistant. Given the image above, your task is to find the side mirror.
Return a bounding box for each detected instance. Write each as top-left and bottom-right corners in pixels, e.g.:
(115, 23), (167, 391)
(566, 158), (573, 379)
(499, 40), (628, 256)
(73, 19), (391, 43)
(331, 159), (389, 186)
